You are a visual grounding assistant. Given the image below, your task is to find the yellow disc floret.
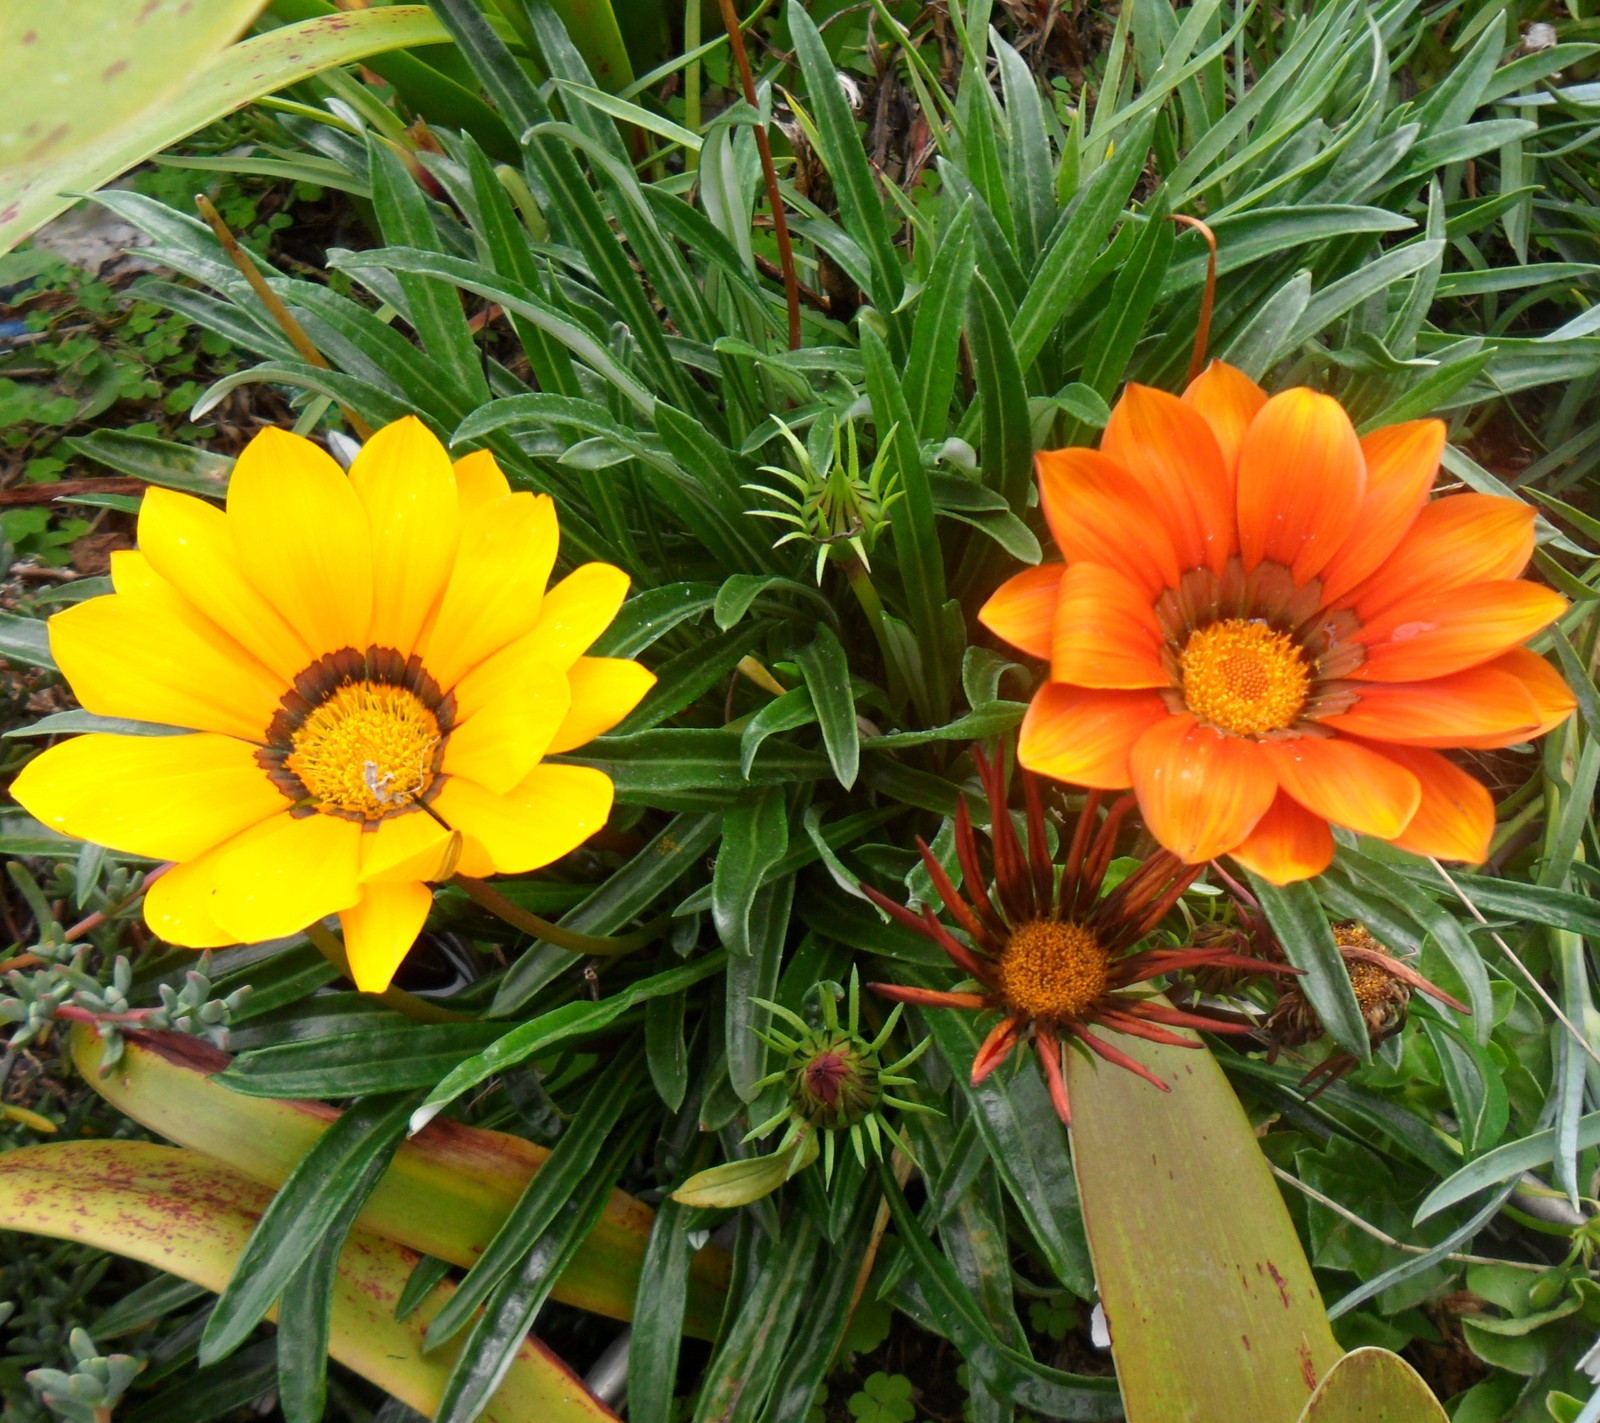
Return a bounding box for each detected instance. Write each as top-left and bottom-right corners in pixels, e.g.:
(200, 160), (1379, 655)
(998, 920), (1111, 1021)
(286, 681), (442, 820)
(1180, 618), (1311, 737)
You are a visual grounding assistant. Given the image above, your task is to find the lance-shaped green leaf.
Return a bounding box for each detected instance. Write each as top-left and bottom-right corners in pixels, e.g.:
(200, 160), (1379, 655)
(70, 1026), (729, 1338)
(1066, 1023), (1342, 1423)
(1, 6), (453, 254)
(0, 1140), (614, 1423)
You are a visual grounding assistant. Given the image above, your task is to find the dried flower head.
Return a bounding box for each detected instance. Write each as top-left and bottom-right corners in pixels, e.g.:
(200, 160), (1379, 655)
(864, 745), (1292, 1124)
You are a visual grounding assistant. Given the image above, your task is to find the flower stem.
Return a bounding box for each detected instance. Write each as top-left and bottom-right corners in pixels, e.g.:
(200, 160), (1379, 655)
(453, 876), (667, 958)
(302, 922), (470, 1024)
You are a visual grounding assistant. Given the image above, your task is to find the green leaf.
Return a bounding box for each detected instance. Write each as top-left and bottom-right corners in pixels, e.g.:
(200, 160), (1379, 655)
(199, 1093), (419, 1363)
(424, 1054), (643, 1349)
(1010, 112), (1156, 370)
(1416, 1111), (1600, 1223)
(0, 612), (55, 671)
(903, 203), (977, 440)
(876, 1166), (1119, 1416)
(411, 955), (727, 1131)
(1394, 868), (1600, 939)
(0, 1140), (614, 1421)
(786, 1), (904, 344)
(65, 430), (231, 497)
(628, 1198), (695, 1423)
(967, 272), (1033, 521)
(1068, 1024), (1342, 1423)
(1, 6), (452, 255)
(794, 625), (860, 789)
(670, 1141), (810, 1209)
(1248, 873), (1372, 1064)
(219, 1023), (506, 1099)
(713, 791), (790, 959)
(725, 877), (793, 1102)
(1296, 1348), (1448, 1422)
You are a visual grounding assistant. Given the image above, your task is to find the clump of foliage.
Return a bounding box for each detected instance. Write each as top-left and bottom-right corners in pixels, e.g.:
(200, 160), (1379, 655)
(2, 2), (1600, 1423)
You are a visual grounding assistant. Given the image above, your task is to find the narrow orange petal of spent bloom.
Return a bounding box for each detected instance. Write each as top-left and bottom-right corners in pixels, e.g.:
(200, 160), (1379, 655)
(1354, 580), (1568, 682)
(1319, 420), (1444, 602)
(1102, 382), (1234, 574)
(1050, 561), (1169, 689)
(1348, 492), (1536, 620)
(1035, 447), (1183, 596)
(977, 563), (1064, 661)
(1255, 736), (1421, 841)
(1019, 684), (1169, 789)
(1181, 359), (1266, 478)
(1226, 791), (1335, 884)
(1129, 715), (1277, 862)
(1236, 389), (1366, 583)
(1364, 742), (1495, 864)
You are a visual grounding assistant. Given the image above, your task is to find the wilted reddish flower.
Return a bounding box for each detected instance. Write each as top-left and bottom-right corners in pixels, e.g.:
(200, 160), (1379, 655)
(863, 747), (1289, 1123)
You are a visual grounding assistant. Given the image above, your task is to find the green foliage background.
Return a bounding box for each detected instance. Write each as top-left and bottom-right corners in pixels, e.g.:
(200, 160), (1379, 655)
(4, 1), (1600, 1420)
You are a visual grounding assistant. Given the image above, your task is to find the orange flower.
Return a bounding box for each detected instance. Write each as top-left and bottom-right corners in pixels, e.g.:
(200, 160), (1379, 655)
(864, 747), (1286, 1124)
(980, 363), (1575, 883)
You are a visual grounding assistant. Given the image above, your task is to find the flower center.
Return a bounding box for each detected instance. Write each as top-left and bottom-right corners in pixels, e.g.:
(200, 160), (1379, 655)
(1179, 618), (1310, 736)
(286, 680), (442, 820)
(998, 920), (1110, 1022)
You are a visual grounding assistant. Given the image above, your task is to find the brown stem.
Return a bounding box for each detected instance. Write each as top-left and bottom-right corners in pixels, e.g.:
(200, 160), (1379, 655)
(716, 0), (802, 349)
(1169, 214), (1217, 385)
(194, 195), (375, 440)
(0, 477), (148, 507)
(453, 875), (667, 958)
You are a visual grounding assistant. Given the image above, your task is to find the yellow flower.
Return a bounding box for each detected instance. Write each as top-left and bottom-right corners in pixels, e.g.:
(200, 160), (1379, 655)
(11, 418), (654, 992)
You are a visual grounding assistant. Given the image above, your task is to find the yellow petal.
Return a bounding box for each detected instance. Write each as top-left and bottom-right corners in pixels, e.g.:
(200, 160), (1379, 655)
(430, 764), (613, 874)
(349, 417), (460, 657)
(227, 426), (373, 658)
(10, 733), (286, 862)
(137, 488), (312, 682)
(525, 563), (631, 668)
(453, 449), (511, 515)
(359, 811), (460, 883)
(339, 880), (433, 993)
(421, 492), (558, 689)
(49, 582), (285, 743)
(202, 811), (363, 943)
(143, 860), (236, 949)
(545, 657), (656, 754)
(442, 658), (571, 793)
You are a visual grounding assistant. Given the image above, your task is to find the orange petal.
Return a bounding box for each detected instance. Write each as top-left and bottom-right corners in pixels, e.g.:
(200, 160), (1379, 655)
(1050, 561), (1167, 689)
(1102, 382), (1234, 574)
(1236, 388), (1365, 583)
(1129, 715), (1278, 862)
(1035, 448), (1183, 596)
(1256, 735), (1420, 840)
(1362, 743), (1494, 863)
(1485, 647), (1577, 740)
(978, 565), (1063, 661)
(1227, 791), (1333, 884)
(1319, 421), (1443, 603)
(1182, 361), (1266, 480)
(1018, 684), (1170, 789)
(1320, 663), (1545, 747)
(1347, 493), (1537, 623)
(1354, 580), (1568, 682)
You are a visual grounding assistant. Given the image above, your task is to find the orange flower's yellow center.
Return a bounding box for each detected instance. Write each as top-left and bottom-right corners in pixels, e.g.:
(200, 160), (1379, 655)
(286, 681), (441, 819)
(998, 920), (1110, 1021)
(1180, 618), (1310, 736)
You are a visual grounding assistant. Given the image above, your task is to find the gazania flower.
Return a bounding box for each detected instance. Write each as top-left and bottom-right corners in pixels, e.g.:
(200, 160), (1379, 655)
(980, 362), (1576, 883)
(11, 419), (654, 992)
(863, 746), (1287, 1123)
